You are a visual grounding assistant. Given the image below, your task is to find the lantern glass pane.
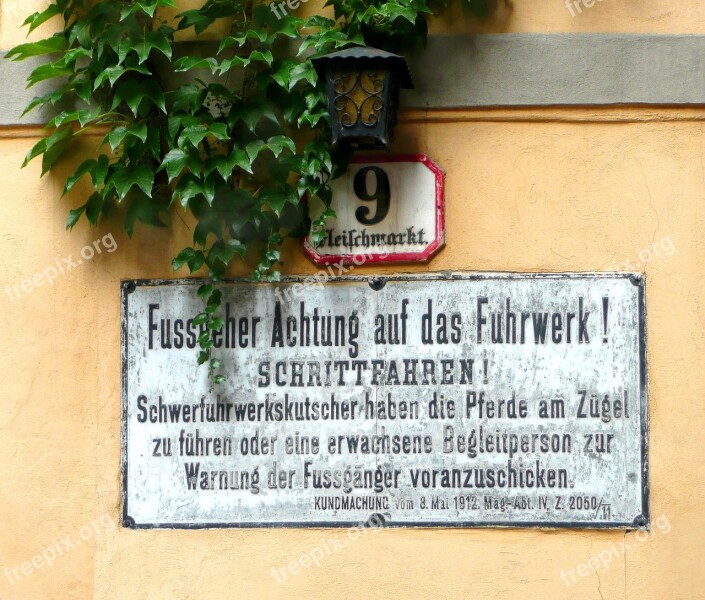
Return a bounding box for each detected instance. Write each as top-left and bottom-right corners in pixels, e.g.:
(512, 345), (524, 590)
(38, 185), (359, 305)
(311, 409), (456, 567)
(331, 69), (388, 129)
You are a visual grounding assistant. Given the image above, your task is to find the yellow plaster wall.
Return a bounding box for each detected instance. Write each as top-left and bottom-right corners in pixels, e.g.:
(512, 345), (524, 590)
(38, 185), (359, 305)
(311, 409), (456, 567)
(2, 106), (704, 600)
(1, 2), (705, 599)
(6, 0), (705, 47)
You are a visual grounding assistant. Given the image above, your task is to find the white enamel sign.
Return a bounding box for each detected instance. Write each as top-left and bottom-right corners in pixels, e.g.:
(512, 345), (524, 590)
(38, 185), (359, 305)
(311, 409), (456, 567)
(303, 155), (445, 266)
(122, 273), (648, 529)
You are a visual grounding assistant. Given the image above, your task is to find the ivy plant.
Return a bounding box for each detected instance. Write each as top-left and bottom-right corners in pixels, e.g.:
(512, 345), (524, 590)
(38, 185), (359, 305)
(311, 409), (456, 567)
(7, 0), (498, 383)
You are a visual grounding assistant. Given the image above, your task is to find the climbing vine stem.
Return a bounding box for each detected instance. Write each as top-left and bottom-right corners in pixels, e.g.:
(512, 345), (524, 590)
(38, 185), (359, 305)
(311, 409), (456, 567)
(8, 0), (498, 384)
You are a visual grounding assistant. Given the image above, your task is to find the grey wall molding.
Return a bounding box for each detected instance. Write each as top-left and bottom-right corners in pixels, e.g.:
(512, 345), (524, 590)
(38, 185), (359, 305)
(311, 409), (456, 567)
(402, 33), (705, 108)
(3, 33), (705, 126)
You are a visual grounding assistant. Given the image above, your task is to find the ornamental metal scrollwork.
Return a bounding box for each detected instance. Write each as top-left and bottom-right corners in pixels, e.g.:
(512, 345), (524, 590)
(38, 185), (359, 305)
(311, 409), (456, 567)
(332, 70), (386, 128)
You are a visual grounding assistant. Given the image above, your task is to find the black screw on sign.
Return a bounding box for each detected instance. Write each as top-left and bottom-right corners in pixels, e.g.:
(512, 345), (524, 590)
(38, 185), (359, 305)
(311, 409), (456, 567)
(366, 513), (386, 528)
(369, 277), (386, 291)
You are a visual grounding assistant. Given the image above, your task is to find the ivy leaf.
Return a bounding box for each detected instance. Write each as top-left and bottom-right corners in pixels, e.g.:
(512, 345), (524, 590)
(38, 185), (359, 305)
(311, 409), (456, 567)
(193, 212), (223, 246)
(21, 4), (61, 34)
(175, 173), (215, 207)
(173, 247), (194, 271)
(93, 65), (151, 90)
(257, 5), (304, 38)
(217, 56), (249, 74)
(207, 242), (237, 267)
(246, 140), (267, 164)
(267, 135), (296, 157)
(76, 109), (102, 128)
(125, 194), (164, 236)
(74, 78), (92, 103)
(132, 29), (173, 65)
(46, 110), (80, 129)
(112, 80), (166, 116)
(302, 15), (336, 30)
(188, 251), (206, 272)
(229, 99), (278, 132)
(231, 149), (253, 174)
(64, 159), (96, 195)
(205, 152), (241, 180)
(141, 80), (167, 113)
(106, 123), (148, 151)
(218, 29), (270, 52)
(259, 184), (297, 216)
(211, 150), (252, 181)
(193, 312), (209, 326)
(26, 63), (73, 87)
(120, 1), (159, 21)
(288, 62), (317, 89)
(173, 56), (219, 73)
(65, 154), (109, 197)
(6, 36), (66, 61)
(159, 148), (189, 182)
(366, 2), (418, 24)
(124, 122), (148, 144)
(116, 38), (134, 65)
(270, 60), (296, 89)
(21, 87), (64, 117)
(169, 84), (207, 112)
(248, 49), (274, 66)
(85, 192), (105, 224)
(94, 155), (110, 186)
(22, 127), (72, 171)
(53, 47), (91, 69)
(298, 105), (329, 128)
(176, 9), (214, 35)
(207, 147), (251, 179)
(305, 138), (333, 173)
(297, 24), (359, 55)
(227, 238), (247, 258)
(209, 122), (228, 140)
(197, 283), (214, 299)
(198, 330), (211, 346)
(66, 204), (87, 230)
(109, 164), (154, 200)
(178, 124), (208, 147)
(269, 153), (301, 182)
(207, 288), (222, 309)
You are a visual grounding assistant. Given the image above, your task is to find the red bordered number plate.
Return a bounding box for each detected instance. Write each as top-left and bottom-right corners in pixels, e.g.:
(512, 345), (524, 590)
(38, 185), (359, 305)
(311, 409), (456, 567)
(303, 154), (445, 266)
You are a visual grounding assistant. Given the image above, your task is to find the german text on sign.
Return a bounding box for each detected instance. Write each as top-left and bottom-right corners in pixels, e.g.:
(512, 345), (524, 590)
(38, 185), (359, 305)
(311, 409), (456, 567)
(121, 273), (648, 529)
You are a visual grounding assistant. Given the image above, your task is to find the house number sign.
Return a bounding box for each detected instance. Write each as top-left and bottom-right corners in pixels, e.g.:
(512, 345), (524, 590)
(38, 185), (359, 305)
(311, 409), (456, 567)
(303, 155), (445, 266)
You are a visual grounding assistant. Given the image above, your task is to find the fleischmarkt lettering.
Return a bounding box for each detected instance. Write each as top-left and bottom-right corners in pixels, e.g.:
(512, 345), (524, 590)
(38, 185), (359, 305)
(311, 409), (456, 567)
(121, 273), (648, 529)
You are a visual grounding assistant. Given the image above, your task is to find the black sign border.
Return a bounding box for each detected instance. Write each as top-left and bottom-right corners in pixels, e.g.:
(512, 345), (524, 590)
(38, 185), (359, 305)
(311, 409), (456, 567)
(121, 272), (649, 531)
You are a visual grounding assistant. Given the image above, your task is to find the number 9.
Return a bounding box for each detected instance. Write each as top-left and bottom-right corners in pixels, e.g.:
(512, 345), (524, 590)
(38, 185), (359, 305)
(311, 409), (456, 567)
(353, 166), (390, 225)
